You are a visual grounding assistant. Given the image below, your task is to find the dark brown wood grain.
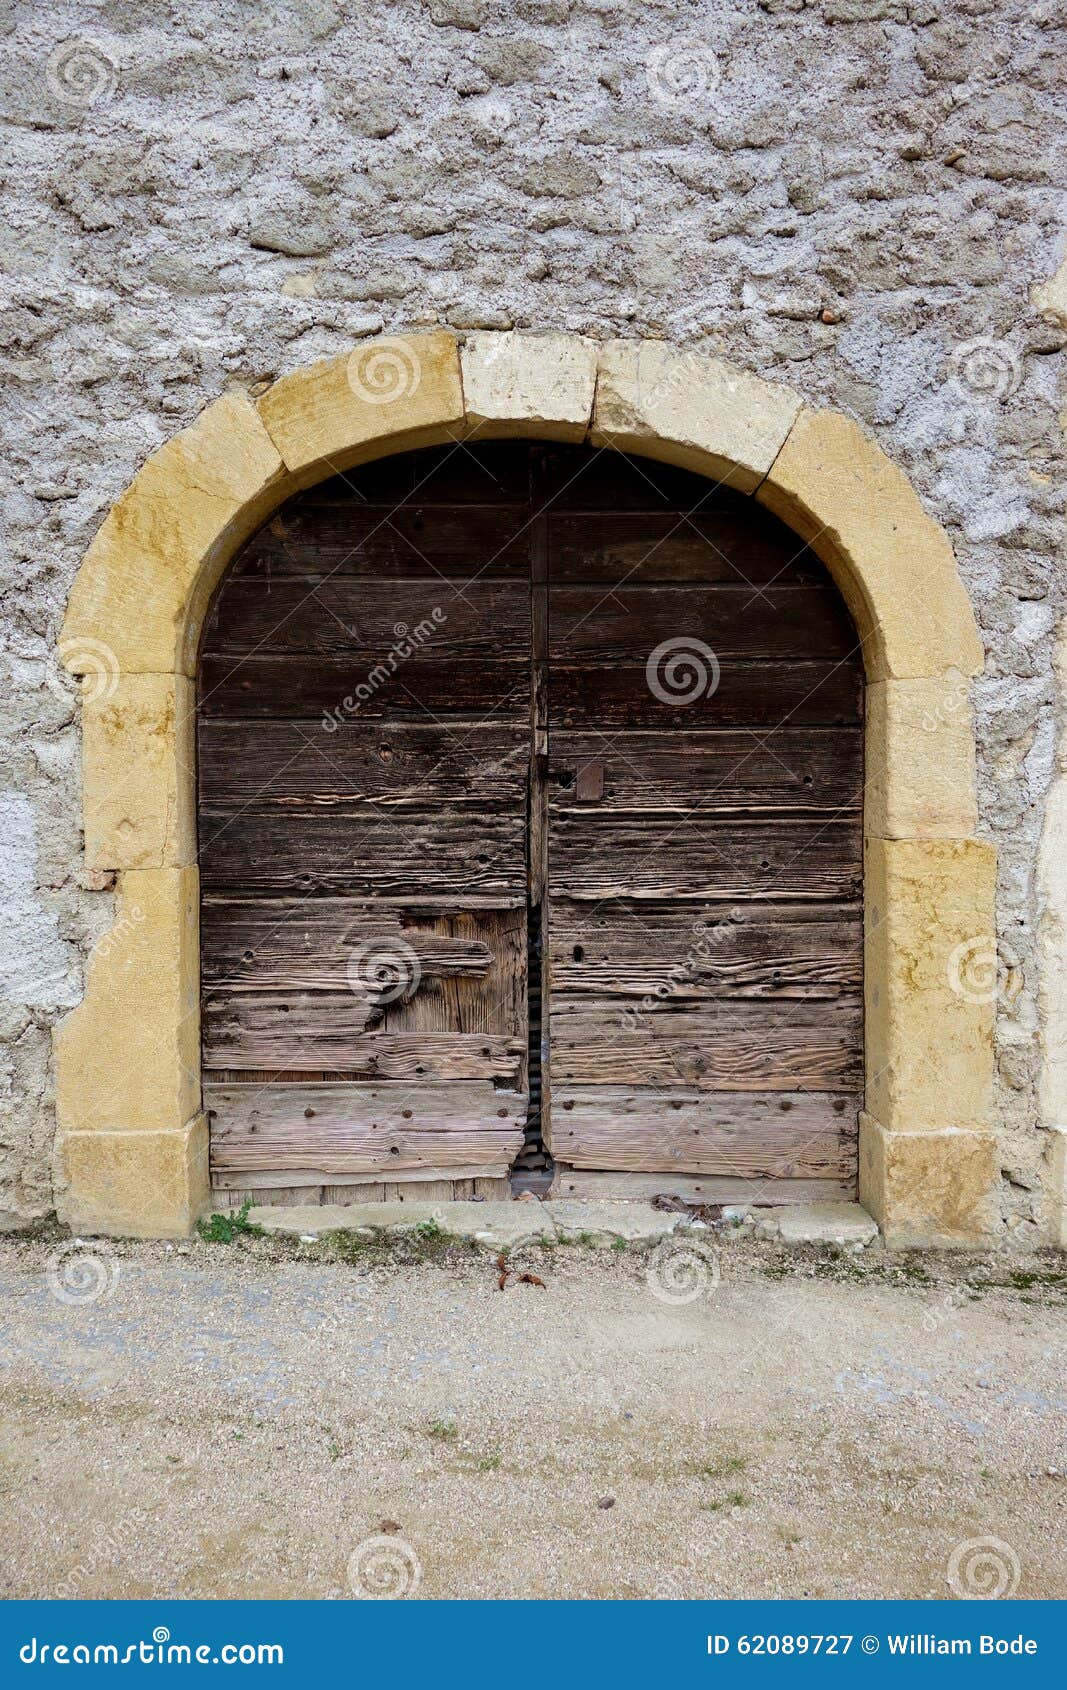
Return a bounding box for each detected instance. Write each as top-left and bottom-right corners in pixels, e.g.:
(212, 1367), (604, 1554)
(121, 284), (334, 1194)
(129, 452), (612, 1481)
(199, 441), (864, 1193)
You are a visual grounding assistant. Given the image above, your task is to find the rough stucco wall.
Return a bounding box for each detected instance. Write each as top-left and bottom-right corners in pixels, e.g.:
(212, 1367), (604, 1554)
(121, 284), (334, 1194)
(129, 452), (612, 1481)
(0, 0), (1064, 1237)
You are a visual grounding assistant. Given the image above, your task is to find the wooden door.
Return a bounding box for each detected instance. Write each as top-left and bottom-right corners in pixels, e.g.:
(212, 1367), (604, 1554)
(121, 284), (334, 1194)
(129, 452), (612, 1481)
(541, 447), (864, 1202)
(198, 441), (864, 1204)
(198, 445), (533, 1202)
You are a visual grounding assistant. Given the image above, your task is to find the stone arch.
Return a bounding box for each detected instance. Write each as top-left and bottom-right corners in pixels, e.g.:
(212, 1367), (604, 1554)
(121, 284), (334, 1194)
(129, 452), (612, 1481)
(54, 330), (997, 1244)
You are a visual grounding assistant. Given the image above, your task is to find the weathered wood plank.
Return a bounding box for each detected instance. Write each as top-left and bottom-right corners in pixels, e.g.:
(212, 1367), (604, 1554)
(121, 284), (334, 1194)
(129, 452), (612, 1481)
(550, 1003), (863, 1090)
(234, 505), (531, 578)
(550, 660), (862, 729)
(202, 1003), (525, 1077)
(199, 808), (527, 897)
(201, 901), (523, 1011)
(208, 1081), (526, 1174)
(549, 1168), (855, 1202)
(548, 730), (862, 815)
(199, 723), (527, 809)
(548, 1086), (859, 1178)
(206, 581), (529, 658)
(213, 1162), (511, 1191)
(199, 656), (528, 722)
(547, 510), (826, 584)
(549, 585), (856, 662)
(547, 818), (862, 902)
(551, 910), (862, 1000)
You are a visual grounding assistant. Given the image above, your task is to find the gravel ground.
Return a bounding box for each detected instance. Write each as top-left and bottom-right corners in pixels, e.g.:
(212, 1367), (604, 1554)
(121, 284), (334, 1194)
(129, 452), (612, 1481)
(0, 1226), (1064, 1601)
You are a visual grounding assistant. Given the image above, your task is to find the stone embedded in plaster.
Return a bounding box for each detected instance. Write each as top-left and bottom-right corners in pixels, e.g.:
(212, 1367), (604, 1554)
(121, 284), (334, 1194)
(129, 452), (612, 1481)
(591, 339), (802, 493)
(865, 837), (996, 1132)
(1046, 1128), (1067, 1249)
(61, 391), (289, 678)
(865, 676), (978, 839)
(758, 409), (985, 683)
(82, 674), (195, 871)
(57, 1117), (209, 1239)
(461, 330), (598, 441)
(859, 1113), (998, 1246)
(54, 867), (200, 1136)
(257, 330), (465, 487)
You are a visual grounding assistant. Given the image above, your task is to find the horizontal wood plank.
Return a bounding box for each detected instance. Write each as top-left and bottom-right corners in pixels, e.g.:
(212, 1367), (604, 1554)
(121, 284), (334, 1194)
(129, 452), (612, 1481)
(550, 1002), (863, 1090)
(549, 585), (856, 662)
(206, 580), (528, 658)
(551, 909), (862, 1000)
(549, 1086), (859, 1178)
(548, 510), (825, 584)
(199, 655), (528, 721)
(547, 818), (862, 902)
(199, 808), (527, 898)
(550, 660), (862, 728)
(548, 729), (862, 815)
(199, 723), (528, 809)
(208, 1081), (526, 1174)
(549, 1168), (855, 1202)
(202, 1001), (524, 1076)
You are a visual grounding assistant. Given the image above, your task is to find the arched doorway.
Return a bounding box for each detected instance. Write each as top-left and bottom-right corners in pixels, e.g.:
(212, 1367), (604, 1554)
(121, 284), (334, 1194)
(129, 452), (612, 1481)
(55, 330), (995, 1243)
(198, 440), (863, 1206)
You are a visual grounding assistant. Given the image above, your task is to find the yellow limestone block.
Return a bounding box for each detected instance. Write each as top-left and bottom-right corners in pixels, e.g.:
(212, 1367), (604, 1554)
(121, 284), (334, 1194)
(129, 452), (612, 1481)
(758, 409), (985, 682)
(55, 867), (200, 1136)
(592, 339), (803, 493)
(81, 673), (195, 870)
(865, 676), (978, 839)
(58, 1117), (210, 1239)
(859, 1114), (998, 1246)
(865, 837), (997, 1131)
(61, 390), (290, 677)
(461, 331), (598, 441)
(257, 330), (465, 487)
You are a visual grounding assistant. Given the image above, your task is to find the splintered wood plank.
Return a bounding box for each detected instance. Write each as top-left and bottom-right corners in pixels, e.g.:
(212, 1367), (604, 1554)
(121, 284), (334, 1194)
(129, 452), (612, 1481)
(551, 906), (862, 1001)
(198, 656), (529, 722)
(549, 585), (856, 662)
(548, 730), (862, 815)
(550, 1001), (863, 1090)
(199, 808), (527, 898)
(547, 818), (862, 902)
(205, 581), (529, 658)
(549, 1168), (855, 1203)
(547, 510), (826, 584)
(549, 660), (862, 729)
(198, 723), (528, 809)
(213, 1163), (510, 1191)
(202, 1001), (524, 1078)
(548, 1086), (859, 1179)
(208, 1081), (526, 1175)
(201, 903), (525, 1034)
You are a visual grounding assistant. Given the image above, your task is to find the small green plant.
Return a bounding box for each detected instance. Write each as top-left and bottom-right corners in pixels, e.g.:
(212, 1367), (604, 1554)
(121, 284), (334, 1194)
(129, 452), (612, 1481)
(478, 1451), (502, 1471)
(197, 1200), (263, 1244)
(428, 1418), (457, 1441)
(611, 1237), (627, 1253)
(727, 1490), (749, 1508)
(700, 1455), (746, 1479)
(701, 1499), (724, 1513)
(415, 1219), (443, 1242)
